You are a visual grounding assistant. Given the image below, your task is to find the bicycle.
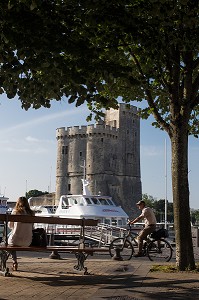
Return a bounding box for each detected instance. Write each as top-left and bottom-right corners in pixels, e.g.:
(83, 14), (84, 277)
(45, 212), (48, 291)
(109, 224), (173, 262)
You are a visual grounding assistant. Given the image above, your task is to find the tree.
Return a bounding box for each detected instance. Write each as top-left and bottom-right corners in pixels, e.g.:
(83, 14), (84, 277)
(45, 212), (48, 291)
(190, 209), (199, 225)
(26, 190), (48, 199)
(1, 1), (199, 270)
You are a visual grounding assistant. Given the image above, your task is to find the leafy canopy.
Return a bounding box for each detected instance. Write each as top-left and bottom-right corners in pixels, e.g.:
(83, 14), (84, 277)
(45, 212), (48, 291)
(0, 0), (199, 132)
(26, 189), (48, 199)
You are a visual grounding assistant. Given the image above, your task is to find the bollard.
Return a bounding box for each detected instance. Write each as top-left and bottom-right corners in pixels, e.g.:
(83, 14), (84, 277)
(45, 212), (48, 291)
(49, 233), (61, 259)
(49, 250), (60, 259)
(112, 247), (123, 261)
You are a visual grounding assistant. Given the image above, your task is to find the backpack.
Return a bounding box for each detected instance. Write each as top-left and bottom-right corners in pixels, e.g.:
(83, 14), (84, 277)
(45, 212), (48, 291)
(150, 228), (169, 240)
(31, 228), (48, 247)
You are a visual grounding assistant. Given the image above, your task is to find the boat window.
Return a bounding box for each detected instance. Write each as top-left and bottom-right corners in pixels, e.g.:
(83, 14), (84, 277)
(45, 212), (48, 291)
(0, 200), (7, 207)
(98, 198), (109, 205)
(68, 197), (79, 205)
(107, 199), (114, 205)
(91, 197), (100, 205)
(111, 218), (117, 226)
(61, 198), (69, 209)
(118, 219), (122, 226)
(85, 197), (92, 204)
(123, 218), (128, 225)
(104, 218), (111, 225)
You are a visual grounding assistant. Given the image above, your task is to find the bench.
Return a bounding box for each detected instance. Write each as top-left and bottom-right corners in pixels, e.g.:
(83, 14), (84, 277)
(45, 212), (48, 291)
(0, 213), (109, 276)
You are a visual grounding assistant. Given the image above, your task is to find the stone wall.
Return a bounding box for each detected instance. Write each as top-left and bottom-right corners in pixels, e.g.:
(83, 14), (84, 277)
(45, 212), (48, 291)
(28, 193), (56, 206)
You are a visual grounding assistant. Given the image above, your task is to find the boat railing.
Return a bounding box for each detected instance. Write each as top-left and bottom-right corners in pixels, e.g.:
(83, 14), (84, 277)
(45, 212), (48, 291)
(85, 223), (129, 246)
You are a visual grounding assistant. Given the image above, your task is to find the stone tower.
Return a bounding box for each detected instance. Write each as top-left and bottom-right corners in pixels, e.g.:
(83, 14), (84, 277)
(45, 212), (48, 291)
(55, 103), (142, 215)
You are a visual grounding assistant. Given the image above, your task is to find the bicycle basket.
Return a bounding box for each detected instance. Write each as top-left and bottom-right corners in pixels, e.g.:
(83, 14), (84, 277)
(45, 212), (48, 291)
(151, 228), (169, 239)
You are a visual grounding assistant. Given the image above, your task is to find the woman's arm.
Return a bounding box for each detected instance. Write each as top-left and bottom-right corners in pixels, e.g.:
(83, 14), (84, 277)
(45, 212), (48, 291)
(8, 210), (17, 229)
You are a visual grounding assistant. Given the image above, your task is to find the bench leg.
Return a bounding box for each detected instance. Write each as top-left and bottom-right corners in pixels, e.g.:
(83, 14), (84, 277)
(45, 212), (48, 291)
(0, 250), (11, 277)
(73, 252), (89, 275)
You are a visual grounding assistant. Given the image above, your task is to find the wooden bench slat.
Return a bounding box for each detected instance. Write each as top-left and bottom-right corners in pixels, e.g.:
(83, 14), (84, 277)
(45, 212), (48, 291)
(0, 246), (109, 253)
(0, 214), (98, 226)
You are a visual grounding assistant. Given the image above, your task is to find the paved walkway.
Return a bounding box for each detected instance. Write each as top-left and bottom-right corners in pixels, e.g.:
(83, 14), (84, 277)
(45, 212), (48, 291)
(0, 252), (199, 300)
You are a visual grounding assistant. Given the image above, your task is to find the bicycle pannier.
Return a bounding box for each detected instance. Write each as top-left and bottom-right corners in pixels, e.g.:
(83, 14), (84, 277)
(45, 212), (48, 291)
(151, 228), (169, 240)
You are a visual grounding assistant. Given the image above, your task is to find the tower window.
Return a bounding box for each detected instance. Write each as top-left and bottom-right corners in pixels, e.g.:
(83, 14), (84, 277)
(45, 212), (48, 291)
(80, 151), (82, 157)
(62, 146), (68, 155)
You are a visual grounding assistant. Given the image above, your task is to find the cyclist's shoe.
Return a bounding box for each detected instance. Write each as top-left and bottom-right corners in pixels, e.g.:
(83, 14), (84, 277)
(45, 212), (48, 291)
(133, 252), (143, 257)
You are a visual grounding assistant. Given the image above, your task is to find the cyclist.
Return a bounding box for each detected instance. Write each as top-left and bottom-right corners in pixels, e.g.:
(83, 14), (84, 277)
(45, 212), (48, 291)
(128, 200), (156, 257)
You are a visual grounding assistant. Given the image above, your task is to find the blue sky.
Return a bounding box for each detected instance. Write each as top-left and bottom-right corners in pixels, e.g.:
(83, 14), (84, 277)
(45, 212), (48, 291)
(0, 94), (198, 209)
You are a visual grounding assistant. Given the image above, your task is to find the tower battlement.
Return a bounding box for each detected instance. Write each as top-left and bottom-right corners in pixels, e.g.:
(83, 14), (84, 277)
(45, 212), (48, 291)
(56, 123), (118, 139)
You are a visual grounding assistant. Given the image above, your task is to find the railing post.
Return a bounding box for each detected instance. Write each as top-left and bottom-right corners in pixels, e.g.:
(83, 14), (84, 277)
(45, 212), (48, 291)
(5, 213), (8, 246)
(79, 218), (85, 249)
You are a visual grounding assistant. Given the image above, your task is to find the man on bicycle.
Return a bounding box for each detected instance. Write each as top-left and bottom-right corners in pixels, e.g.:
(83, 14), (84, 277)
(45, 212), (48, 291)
(128, 200), (156, 257)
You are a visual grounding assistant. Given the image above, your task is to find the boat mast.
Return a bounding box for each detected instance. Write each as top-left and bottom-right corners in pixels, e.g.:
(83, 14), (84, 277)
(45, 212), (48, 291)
(80, 160), (91, 196)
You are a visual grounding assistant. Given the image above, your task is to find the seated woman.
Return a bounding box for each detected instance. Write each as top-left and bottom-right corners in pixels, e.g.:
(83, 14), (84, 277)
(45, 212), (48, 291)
(8, 196), (34, 271)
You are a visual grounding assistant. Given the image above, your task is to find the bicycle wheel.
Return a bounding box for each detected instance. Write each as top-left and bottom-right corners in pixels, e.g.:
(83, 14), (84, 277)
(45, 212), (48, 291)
(147, 238), (173, 262)
(109, 238), (134, 260)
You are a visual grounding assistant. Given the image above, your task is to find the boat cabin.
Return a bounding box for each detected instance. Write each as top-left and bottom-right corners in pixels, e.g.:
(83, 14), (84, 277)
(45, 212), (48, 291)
(55, 194), (129, 227)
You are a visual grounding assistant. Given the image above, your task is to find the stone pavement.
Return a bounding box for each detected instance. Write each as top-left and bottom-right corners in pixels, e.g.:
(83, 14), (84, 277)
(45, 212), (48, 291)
(0, 252), (199, 300)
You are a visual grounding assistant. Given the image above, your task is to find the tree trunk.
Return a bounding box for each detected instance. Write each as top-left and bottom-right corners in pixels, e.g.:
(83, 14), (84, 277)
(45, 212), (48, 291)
(171, 126), (195, 270)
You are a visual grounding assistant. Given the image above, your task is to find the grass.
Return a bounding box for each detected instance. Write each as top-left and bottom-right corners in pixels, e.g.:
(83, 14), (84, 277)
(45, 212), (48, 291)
(150, 263), (199, 273)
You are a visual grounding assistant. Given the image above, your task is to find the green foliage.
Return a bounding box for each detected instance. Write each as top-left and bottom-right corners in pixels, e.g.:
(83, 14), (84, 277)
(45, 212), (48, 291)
(26, 189), (48, 199)
(0, 0), (198, 128)
(142, 194), (174, 222)
(190, 209), (199, 224)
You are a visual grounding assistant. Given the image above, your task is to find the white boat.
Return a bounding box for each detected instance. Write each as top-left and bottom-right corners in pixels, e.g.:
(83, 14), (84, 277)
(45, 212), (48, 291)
(30, 205), (56, 215)
(54, 179), (128, 227)
(32, 179), (129, 228)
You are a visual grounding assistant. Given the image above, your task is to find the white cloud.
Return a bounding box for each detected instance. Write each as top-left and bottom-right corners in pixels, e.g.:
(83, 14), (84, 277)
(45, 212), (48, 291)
(0, 136), (55, 154)
(0, 106), (88, 135)
(5, 146), (49, 154)
(6, 147), (30, 153)
(26, 136), (39, 142)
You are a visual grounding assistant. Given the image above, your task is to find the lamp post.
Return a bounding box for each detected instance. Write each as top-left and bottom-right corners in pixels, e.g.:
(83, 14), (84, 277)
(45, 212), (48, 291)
(164, 139), (168, 229)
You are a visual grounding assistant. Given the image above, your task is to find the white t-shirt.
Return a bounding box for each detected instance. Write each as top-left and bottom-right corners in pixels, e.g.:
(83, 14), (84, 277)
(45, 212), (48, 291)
(140, 207), (156, 226)
(8, 210), (33, 247)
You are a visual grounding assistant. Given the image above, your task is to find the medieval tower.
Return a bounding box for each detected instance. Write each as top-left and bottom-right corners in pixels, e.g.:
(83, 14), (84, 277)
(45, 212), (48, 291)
(55, 103), (142, 214)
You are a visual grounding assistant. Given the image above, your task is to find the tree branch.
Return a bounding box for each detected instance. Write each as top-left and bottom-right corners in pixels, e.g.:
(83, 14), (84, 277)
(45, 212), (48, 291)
(191, 74), (199, 109)
(128, 50), (171, 135)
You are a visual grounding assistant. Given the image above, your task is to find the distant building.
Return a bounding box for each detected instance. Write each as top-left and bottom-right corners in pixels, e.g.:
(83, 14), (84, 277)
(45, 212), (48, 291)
(55, 103), (142, 215)
(28, 193), (56, 207)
